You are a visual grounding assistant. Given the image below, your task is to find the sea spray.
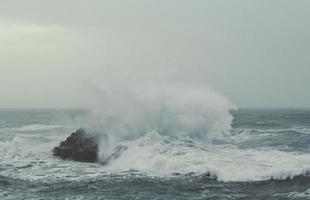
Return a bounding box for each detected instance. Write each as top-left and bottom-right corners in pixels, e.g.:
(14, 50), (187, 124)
(85, 83), (235, 163)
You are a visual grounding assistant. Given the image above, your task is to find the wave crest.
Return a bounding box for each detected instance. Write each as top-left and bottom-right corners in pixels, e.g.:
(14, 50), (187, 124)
(101, 131), (310, 182)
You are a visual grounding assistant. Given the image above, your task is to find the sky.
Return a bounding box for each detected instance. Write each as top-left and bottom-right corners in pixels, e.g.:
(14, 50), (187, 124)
(0, 0), (309, 108)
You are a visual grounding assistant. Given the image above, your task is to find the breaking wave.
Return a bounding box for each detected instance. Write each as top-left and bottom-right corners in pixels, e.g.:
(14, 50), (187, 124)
(100, 131), (310, 182)
(82, 85), (310, 182)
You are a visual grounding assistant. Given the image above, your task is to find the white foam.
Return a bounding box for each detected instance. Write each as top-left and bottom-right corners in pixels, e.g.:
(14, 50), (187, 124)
(101, 131), (310, 182)
(87, 84), (310, 182)
(274, 189), (310, 198)
(287, 189), (310, 198)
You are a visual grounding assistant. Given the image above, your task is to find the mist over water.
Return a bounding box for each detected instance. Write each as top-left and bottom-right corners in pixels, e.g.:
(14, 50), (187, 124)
(83, 82), (234, 161)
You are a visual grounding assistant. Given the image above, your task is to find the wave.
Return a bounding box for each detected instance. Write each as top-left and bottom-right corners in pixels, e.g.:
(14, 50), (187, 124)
(98, 131), (310, 182)
(2, 85), (309, 184)
(80, 84), (310, 182)
(0, 124), (67, 132)
(88, 84), (236, 166)
(275, 188), (310, 199)
(227, 127), (310, 142)
(2, 129), (310, 183)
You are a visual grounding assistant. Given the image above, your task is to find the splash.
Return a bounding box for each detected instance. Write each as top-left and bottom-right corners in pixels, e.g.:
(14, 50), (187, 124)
(84, 83), (310, 182)
(85, 83), (235, 163)
(88, 83), (235, 142)
(104, 131), (310, 182)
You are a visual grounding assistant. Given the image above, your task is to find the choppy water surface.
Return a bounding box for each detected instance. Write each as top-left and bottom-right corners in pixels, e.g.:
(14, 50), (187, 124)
(1, 108), (310, 199)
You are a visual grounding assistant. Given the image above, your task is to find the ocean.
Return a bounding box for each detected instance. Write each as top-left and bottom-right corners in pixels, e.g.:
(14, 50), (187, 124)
(1, 108), (310, 199)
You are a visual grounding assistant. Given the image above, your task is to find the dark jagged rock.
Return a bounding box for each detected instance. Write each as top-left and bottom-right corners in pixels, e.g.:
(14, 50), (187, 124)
(53, 128), (98, 163)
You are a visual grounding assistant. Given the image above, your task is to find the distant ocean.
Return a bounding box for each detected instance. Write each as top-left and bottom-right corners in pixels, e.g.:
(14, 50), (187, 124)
(1, 108), (310, 199)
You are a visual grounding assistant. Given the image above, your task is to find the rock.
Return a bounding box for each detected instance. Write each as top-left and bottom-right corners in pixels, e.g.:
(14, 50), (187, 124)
(53, 128), (98, 163)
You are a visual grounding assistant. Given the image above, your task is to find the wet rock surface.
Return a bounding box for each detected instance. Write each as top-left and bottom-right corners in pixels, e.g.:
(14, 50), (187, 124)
(53, 128), (98, 163)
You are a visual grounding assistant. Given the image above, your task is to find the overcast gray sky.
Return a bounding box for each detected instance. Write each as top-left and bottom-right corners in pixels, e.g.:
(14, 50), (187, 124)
(0, 0), (309, 108)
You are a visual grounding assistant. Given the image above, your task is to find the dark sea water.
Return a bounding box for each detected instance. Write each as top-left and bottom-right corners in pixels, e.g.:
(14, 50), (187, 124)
(1, 108), (310, 199)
